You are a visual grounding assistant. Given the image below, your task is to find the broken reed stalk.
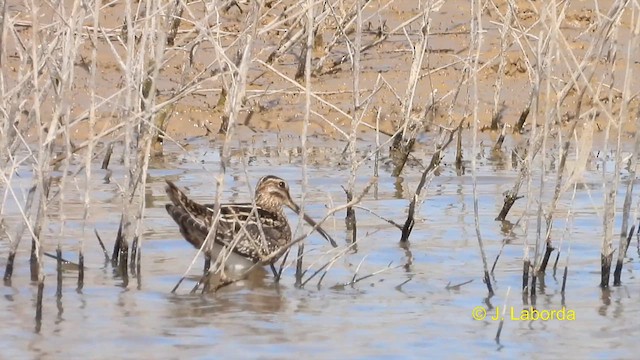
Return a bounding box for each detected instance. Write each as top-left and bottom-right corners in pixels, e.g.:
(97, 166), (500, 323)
(513, 95), (532, 134)
(294, 243), (305, 287)
(275, 249), (290, 282)
(389, 132), (416, 177)
(492, 122), (508, 152)
(390, 7), (430, 177)
(111, 216), (125, 267)
(470, 0), (493, 296)
(35, 275), (44, 333)
(603, 184), (618, 287)
(455, 124), (463, 172)
(537, 120), (579, 274)
(2, 183), (37, 284)
(561, 259), (569, 296)
(56, 248), (63, 298)
(344, 188), (357, 243)
(495, 132), (543, 221)
(44, 252), (79, 265)
(400, 124), (459, 242)
(101, 142), (114, 170)
(613, 226), (636, 285)
(491, 238), (506, 274)
(29, 176), (51, 282)
(94, 229), (111, 262)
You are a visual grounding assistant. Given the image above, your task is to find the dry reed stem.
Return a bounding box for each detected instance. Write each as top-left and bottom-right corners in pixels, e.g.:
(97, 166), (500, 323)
(613, 10), (640, 286)
(301, 244), (354, 287)
(340, 261), (401, 288)
(313, 0), (374, 75)
(494, 286), (511, 344)
(294, 242), (305, 286)
(399, 122), (459, 243)
(343, 0), (364, 244)
(266, 0), (325, 65)
(488, 0), (513, 130)
(536, 121), (579, 274)
(597, 1), (630, 288)
(327, 7), (430, 74)
(470, 0), (493, 296)
(292, 0), (318, 283)
(390, 5), (431, 177)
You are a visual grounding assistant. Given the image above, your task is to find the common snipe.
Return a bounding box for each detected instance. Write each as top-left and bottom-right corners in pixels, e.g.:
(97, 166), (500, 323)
(165, 175), (337, 270)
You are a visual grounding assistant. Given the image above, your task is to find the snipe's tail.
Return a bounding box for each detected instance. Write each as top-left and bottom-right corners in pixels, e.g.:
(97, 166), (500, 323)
(164, 180), (212, 249)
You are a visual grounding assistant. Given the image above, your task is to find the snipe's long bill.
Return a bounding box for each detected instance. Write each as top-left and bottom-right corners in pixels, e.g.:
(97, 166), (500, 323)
(165, 175), (337, 269)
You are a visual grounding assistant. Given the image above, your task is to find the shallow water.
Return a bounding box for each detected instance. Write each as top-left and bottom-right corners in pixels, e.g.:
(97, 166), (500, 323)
(1, 134), (638, 359)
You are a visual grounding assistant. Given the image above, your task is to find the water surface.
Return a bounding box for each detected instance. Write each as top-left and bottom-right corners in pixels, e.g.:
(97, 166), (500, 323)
(1, 134), (638, 359)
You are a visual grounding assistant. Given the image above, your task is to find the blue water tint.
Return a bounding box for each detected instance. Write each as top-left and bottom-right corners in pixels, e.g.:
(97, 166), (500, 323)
(1, 132), (640, 359)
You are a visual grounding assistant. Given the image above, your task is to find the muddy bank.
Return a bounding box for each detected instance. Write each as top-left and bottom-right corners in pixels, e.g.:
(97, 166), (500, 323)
(3, 0), (638, 143)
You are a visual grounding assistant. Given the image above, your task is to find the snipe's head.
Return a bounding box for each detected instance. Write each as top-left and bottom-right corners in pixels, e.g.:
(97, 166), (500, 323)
(255, 175), (297, 213)
(254, 174), (338, 248)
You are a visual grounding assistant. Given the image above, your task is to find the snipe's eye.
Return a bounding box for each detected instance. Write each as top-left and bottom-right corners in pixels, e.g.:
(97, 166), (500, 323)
(278, 181), (286, 189)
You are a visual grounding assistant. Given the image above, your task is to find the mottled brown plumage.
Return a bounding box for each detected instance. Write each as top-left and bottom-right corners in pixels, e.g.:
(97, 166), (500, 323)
(165, 175), (336, 268)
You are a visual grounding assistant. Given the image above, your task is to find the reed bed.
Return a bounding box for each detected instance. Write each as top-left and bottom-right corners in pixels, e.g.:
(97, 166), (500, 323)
(0, 0), (638, 338)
